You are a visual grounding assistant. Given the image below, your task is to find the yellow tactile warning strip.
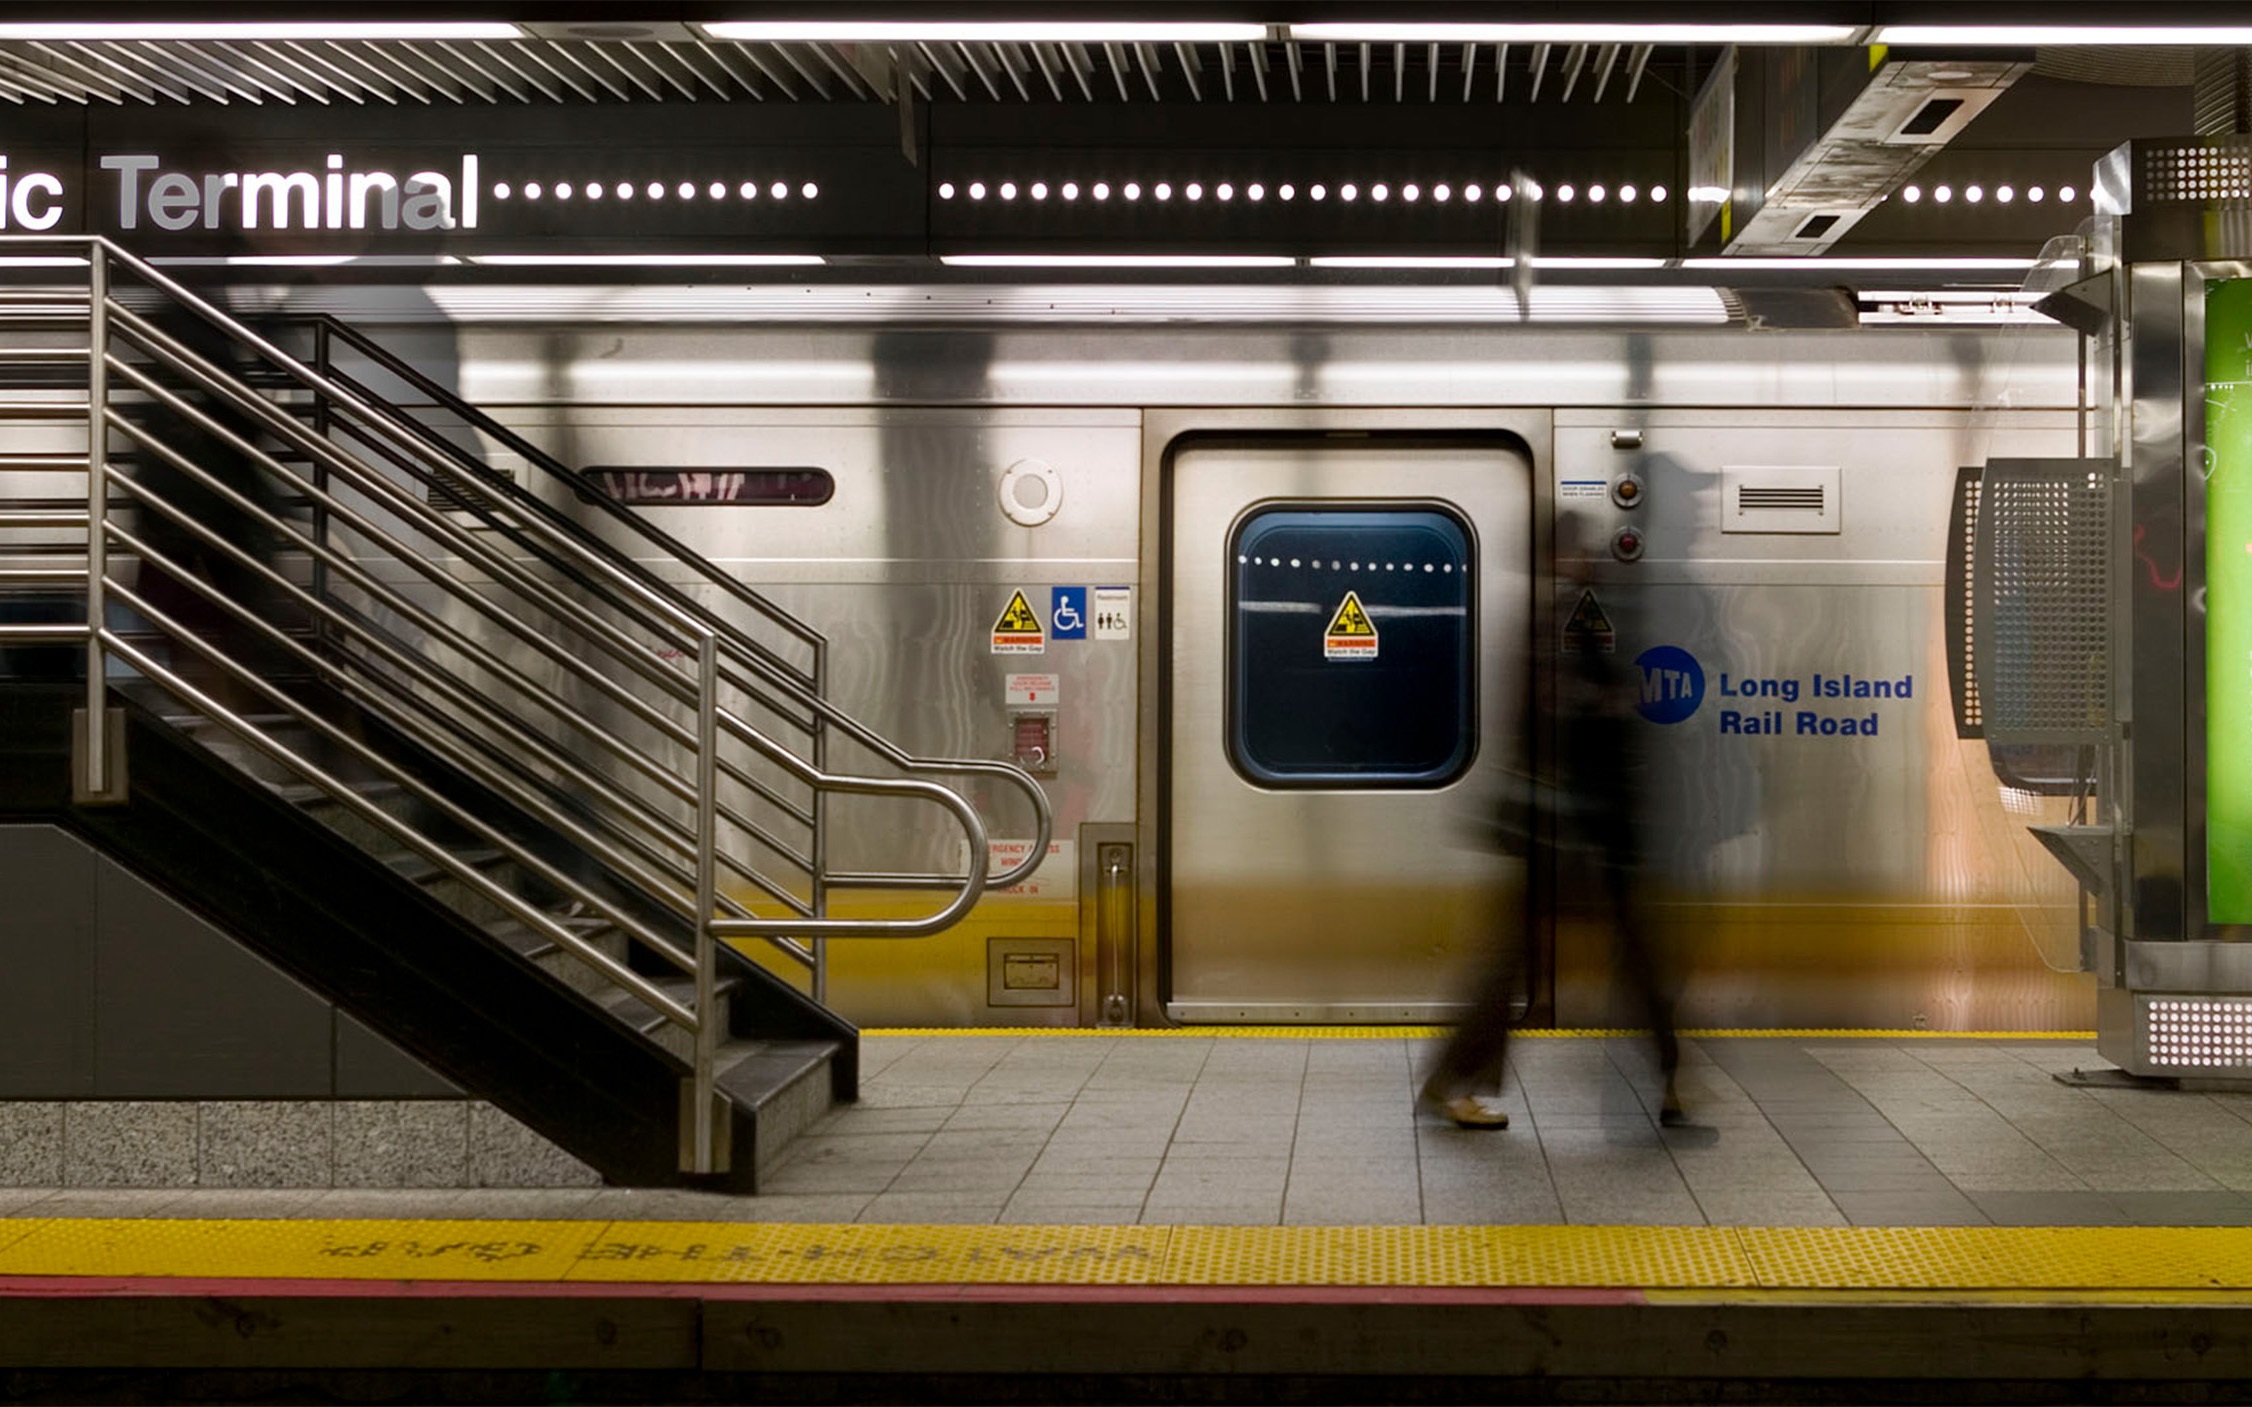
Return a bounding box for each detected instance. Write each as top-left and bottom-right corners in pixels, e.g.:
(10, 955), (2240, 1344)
(867, 1026), (2100, 1040)
(5, 1221), (2252, 1295)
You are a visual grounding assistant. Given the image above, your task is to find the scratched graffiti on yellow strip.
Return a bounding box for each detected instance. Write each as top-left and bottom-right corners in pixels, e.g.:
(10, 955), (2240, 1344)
(4, 1221), (2252, 1293)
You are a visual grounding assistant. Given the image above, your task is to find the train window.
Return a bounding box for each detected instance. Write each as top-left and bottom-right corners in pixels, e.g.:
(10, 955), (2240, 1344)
(585, 467), (834, 506)
(1228, 506), (1474, 787)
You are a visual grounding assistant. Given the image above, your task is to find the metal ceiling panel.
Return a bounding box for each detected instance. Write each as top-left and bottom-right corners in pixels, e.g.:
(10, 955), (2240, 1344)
(0, 37), (1682, 107)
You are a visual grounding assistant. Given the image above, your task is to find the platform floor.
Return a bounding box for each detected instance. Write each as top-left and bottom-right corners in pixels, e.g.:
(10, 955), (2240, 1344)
(5, 1031), (2252, 1230)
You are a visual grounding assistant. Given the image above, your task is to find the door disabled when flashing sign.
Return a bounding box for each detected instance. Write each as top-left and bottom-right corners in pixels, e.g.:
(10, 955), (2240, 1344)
(992, 591), (1045, 654)
(1324, 590), (1379, 661)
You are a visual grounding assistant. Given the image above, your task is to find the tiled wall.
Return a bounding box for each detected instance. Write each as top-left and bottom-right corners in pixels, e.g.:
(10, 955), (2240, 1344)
(0, 1101), (599, 1188)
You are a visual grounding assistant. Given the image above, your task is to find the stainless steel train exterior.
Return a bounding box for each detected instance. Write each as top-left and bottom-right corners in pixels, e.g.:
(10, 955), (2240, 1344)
(191, 298), (2103, 1031)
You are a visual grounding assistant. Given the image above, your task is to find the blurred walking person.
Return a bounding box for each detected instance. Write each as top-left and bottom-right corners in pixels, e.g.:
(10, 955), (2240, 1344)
(1422, 516), (1684, 1129)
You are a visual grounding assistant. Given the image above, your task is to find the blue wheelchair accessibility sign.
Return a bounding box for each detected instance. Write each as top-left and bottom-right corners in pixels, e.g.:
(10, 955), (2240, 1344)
(1050, 587), (1088, 640)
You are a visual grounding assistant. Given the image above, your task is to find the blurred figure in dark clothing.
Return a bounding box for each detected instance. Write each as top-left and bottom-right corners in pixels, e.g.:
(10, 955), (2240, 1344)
(1423, 515), (1683, 1129)
(126, 283), (298, 713)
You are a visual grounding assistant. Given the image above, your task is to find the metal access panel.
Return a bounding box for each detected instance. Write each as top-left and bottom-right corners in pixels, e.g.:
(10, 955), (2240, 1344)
(1970, 459), (2114, 746)
(1164, 436), (1531, 1022)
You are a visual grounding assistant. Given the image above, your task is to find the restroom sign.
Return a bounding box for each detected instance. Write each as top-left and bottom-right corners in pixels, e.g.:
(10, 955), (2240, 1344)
(992, 590), (1045, 654)
(1324, 591), (1379, 661)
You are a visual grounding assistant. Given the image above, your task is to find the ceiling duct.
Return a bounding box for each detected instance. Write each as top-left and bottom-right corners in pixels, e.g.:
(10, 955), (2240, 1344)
(1715, 49), (2029, 256)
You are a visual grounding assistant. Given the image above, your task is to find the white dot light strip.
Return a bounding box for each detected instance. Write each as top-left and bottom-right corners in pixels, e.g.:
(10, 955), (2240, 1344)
(2145, 997), (2252, 1070)
(938, 178), (1664, 205)
(489, 180), (818, 203)
(1895, 182), (2077, 207)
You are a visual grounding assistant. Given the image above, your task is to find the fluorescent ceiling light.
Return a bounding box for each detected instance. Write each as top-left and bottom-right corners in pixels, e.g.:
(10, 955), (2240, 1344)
(1310, 255), (1671, 271)
(941, 254), (1297, 269)
(1312, 256), (1511, 269)
(1873, 24), (2252, 45)
(0, 256), (88, 268)
(1290, 22), (1861, 44)
(0, 21), (520, 39)
(705, 21), (1266, 42)
(471, 254), (826, 267)
(1860, 290), (2046, 302)
(1535, 256), (1669, 270)
(151, 255), (360, 267)
(1682, 257), (2040, 271)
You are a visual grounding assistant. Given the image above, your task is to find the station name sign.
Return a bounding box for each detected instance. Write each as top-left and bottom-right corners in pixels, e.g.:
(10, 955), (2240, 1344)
(0, 106), (912, 258)
(103, 153), (479, 233)
(1, 151), (476, 233)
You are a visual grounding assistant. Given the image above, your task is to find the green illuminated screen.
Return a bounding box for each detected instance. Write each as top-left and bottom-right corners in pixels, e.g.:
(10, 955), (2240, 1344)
(2210, 278), (2252, 923)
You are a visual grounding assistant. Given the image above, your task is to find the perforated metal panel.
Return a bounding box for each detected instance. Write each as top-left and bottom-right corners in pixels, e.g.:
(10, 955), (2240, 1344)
(2141, 142), (2252, 202)
(2143, 995), (2252, 1072)
(1970, 459), (2113, 745)
(1946, 468), (1983, 739)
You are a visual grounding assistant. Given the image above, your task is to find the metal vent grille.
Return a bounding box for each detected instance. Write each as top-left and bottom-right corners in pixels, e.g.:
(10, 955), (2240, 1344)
(427, 464), (514, 514)
(2141, 144), (2252, 201)
(1721, 465), (1839, 535)
(1737, 486), (1825, 511)
(2144, 996), (2252, 1072)
(1970, 459), (2111, 744)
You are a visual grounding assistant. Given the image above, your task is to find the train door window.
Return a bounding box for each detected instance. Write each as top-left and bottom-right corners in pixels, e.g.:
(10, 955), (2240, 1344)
(1228, 506), (1474, 787)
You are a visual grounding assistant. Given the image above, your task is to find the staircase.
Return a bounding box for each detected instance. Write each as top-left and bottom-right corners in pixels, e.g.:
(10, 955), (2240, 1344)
(0, 235), (1050, 1189)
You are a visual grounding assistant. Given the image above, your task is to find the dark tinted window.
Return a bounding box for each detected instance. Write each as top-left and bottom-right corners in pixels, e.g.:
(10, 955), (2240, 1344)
(586, 467), (833, 506)
(1229, 506), (1474, 786)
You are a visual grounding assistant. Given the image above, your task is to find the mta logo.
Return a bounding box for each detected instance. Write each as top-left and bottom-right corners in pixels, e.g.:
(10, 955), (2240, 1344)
(1634, 645), (1704, 724)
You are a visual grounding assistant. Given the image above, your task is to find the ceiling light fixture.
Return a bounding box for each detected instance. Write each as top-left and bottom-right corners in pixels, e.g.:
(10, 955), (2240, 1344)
(704, 21), (1266, 42)
(1310, 256), (1667, 270)
(0, 21), (521, 39)
(1873, 24), (2252, 45)
(1682, 257), (2043, 271)
(1312, 256), (1511, 269)
(940, 254), (1298, 268)
(1290, 22), (1861, 44)
(471, 254), (827, 266)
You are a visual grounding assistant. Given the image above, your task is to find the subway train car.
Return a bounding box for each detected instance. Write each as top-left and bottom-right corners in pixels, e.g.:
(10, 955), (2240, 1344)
(270, 285), (2091, 1035)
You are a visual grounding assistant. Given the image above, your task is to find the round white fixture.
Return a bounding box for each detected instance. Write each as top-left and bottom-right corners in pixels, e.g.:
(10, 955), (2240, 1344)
(999, 459), (1064, 528)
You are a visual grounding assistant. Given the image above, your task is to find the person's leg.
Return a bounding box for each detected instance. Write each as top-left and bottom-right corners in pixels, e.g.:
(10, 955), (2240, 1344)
(1606, 856), (1682, 1123)
(1421, 928), (1520, 1128)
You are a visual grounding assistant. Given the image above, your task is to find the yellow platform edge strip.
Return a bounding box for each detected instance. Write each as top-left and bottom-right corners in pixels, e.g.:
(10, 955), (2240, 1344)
(867, 1027), (2100, 1041)
(0, 1220), (2244, 1296)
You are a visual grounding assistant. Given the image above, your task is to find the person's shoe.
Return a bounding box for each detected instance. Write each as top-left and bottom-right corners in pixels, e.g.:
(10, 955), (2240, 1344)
(1439, 1096), (1510, 1130)
(1658, 1077), (1687, 1127)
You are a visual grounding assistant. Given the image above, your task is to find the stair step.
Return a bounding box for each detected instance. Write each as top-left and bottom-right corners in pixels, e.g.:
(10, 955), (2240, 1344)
(268, 776), (406, 809)
(382, 845), (506, 888)
(597, 973), (743, 1038)
(713, 1038), (844, 1175)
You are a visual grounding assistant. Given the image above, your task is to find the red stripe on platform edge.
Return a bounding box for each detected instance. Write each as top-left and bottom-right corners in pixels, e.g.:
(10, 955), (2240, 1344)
(0, 1276), (1645, 1306)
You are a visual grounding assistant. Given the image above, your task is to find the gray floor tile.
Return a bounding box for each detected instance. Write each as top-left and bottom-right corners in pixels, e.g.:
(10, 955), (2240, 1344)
(154, 1188), (329, 1219)
(444, 1189), (604, 1219)
(999, 1203), (1145, 1225)
(1969, 1191), (2131, 1226)
(19, 1189), (192, 1218)
(2104, 1191), (2252, 1225)
(857, 1195), (1007, 1224)
(1829, 1191), (1991, 1226)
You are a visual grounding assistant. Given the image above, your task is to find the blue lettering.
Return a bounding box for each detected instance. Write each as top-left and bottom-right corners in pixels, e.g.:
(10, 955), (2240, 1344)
(1720, 672), (1799, 703)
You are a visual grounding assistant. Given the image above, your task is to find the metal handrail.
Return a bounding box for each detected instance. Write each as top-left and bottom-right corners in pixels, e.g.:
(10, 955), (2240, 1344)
(292, 315), (1054, 892)
(0, 233), (1051, 1174)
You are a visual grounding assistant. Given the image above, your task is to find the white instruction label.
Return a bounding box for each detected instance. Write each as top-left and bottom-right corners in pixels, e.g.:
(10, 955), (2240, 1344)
(1092, 586), (1133, 641)
(1006, 673), (1060, 706)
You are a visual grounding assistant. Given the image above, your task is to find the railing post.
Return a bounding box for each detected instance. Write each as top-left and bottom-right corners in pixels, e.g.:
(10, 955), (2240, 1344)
(82, 244), (109, 796)
(689, 629), (721, 1174)
(811, 638), (828, 1005)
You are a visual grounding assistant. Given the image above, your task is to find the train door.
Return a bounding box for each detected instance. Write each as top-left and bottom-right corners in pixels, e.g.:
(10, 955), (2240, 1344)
(1164, 436), (1534, 1021)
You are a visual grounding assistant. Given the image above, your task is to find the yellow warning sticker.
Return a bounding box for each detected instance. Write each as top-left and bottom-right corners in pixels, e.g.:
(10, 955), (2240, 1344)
(1324, 590), (1378, 661)
(992, 590), (1045, 655)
